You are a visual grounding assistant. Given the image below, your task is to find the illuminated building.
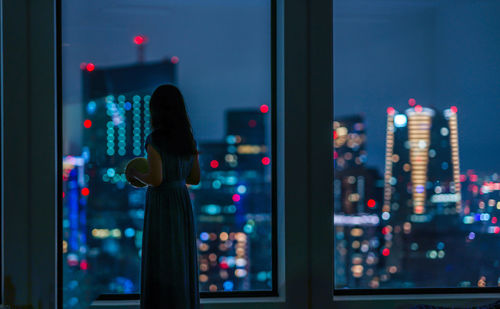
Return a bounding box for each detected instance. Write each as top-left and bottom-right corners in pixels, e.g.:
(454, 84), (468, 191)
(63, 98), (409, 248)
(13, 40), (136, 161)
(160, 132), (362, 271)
(333, 115), (367, 171)
(76, 60), (176, 294)
(333, 115), (383, 288)
(383, 105), (461, 217)
(381, 105), (464, 287)
(192, 108), (272, 291)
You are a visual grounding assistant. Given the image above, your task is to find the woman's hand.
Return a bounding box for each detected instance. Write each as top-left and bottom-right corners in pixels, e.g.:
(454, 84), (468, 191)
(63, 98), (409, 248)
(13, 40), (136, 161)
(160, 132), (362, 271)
(125, 166), (138, 182)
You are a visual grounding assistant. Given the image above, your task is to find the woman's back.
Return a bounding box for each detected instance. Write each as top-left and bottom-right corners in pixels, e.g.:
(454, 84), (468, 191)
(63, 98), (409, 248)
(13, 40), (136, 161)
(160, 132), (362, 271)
(141, 129), (200, 309)
(145, 130), (194, 184)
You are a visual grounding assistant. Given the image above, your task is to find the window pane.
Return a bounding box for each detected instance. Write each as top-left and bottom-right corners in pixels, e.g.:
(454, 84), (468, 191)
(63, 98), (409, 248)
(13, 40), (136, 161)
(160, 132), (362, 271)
(62, 1), (272, 307)
(334, 0), (500, 290)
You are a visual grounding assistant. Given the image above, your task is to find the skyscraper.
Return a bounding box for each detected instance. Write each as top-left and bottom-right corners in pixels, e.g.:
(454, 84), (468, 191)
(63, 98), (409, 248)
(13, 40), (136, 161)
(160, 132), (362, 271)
(380, 105), (463, 287)
(333, 115), (383, 288)
(383, 106), (461, 217)
(64, 60), (176, 296)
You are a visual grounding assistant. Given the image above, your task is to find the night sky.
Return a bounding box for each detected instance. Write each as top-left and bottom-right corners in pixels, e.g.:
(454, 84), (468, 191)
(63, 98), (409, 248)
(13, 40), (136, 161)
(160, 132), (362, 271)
(62, 0), (270, 154)
(63, 0), (500, 176)
(334, 0), (500, 175)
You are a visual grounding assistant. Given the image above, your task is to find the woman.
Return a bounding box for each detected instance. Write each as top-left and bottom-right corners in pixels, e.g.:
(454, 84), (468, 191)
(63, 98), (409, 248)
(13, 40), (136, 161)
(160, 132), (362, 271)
(126, 84), (201, 308)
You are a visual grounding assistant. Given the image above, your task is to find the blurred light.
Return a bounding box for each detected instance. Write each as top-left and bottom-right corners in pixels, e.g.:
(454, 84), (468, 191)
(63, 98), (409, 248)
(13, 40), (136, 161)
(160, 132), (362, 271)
(493, 217), (498, 224)
(382, 248), (390, 256)
(248, 119), (257, 127)
(226, 135), (237, 144)
(243, 224), (253, 233)
(124, 102), (132, 110)
(124, 228), (135, 238)
(81, 188), (89, 196)
(107, 168), (115, 177)
(204, 204), (221, 215)
(262, 157), (271, 165)
(450, 106), (458, 113)
(350, 228), (363, 237)
(387, 107), (395, 115)
(86, 63), (95, 72)
(223, 281), (234, 291)
(210, 160), (219, 168)
(83, 119), (92, 128)
(416, 185), (425, 193)
(415, 105), (423, 112)
(80, 260), (88, 270)
(257, 271), (267, 282)
(468, 232), (475, 240)
(441, 162), (449, 170)
(260, 104), (269, 113)
(87, 101), (96, 114)
(171, 56), (179, 64)
(408, 98), (416, 106)
(367, 199), (376, 208)
(212, 180), (222, 189)
(235, 269), (247, 278)
(133, 35), (147, 45)
(200, 232), (209, 241)
(382, 212), (390, 220)
(237, 185), (247, 194)
(232, 194), (241, 202)
(394, 114), (407, 127)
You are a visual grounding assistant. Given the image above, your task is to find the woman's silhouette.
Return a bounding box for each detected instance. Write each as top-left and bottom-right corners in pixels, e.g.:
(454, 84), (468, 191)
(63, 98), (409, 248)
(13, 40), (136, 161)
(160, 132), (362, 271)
(126, 84), (201, 308)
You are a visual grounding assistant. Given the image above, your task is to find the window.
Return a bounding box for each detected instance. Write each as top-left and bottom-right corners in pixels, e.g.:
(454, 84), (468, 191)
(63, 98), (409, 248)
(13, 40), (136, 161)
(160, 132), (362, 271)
(334, 0), (500, 292)
(61, 1), (275, 307)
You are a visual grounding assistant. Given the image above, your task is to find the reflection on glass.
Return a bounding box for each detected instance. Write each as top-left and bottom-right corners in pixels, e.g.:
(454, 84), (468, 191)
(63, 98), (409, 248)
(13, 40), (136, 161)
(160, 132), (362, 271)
(62, 1), (272, 307)
(334, 0), (500, 290)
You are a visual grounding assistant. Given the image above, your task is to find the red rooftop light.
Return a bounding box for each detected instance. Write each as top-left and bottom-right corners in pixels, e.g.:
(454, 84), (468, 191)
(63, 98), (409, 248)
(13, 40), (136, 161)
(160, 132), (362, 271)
(81, 188), (89, 196)
(408, 98), (416, 106)
(260, 104), (269, 113)
(415, 105), (423, 113)
(367, 199), (376, 208)
(134, 35), (147, 45)
(86, 63), (95, 72)
(450, 106), (458, 113)
(83, 119), (92, 128)
(210, 160), (219, 169)
(387, 107), (395, 115)
(232, 194), (241, 202)
(170, 56), (179, 64)
(261, 157), (270, 165)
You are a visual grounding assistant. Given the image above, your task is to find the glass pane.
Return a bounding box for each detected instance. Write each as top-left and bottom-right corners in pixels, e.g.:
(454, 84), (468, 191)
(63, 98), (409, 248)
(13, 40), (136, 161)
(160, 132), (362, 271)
(62, 1), (272, 307)
(334, 0), (500, 290)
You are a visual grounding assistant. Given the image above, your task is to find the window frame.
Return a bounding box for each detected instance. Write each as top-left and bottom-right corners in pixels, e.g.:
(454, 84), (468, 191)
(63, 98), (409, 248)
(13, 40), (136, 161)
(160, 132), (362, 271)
(331, 0), (500, 306)
(57, 0), (283, 305)
(0, 0), (3, 303)
(10, 0), (500, 307)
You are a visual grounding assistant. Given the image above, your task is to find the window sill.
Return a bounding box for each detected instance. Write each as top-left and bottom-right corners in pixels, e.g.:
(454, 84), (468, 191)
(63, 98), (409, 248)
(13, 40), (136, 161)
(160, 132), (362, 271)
(91, 296), (286, 308)
(334, 292), (500, 301)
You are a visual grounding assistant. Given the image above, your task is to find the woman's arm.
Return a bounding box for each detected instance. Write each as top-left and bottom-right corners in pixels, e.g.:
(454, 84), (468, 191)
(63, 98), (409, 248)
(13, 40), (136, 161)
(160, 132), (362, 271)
(186, 153), (200, 185)
(128, 144), (163, 187)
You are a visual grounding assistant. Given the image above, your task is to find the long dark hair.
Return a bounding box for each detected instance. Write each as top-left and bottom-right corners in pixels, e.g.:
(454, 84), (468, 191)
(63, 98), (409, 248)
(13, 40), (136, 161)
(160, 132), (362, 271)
(149, 84), (197, 156)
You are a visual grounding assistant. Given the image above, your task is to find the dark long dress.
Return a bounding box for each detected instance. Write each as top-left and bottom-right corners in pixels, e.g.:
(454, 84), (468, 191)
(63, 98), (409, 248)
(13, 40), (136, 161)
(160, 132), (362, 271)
(140, 132), (200, 309)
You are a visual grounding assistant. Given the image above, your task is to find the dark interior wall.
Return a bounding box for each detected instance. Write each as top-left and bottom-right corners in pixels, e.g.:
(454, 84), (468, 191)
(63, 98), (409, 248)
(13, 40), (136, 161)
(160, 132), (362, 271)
(2, 0), (56, 307)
